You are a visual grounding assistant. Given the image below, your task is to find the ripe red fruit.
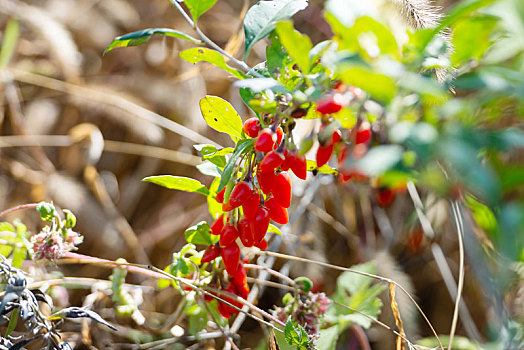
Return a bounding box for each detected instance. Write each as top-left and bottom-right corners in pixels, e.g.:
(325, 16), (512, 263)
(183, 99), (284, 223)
(223, 285), (242, 314)
(275, 126), (284, 146)
(228, 181), (252, 209)
(242, 192), (260, 221)
(355, 122), (371, 144)
(376, 188), (396, 207)
(256, 168), (275, 194)
(220, 223), (239, 247)
(316, 93), (347, 114)
(238, 217), (254, 247)
(316, 144), (334, 168)
(222, 200), (235, 212)
(259, 150), (285, 172)
(332, 129), (342, 144)
(243, 117), (260, 138)
(215, 188), (225, 203)
(250, 206), (270, 242)
(201, 244), (220, 263)
(221, 242), (240, 275)
(266, 197), (288, 224)
(280, 150), (293, 171)
(290, 152), (307, 180)
(273, 172), (291, 208)
(255, 129), (275, 153)
(217, 301), (232, 318)
(232, 261), (247, 286)
(210, 215), (225, 235)
(254, 239), (268, 250)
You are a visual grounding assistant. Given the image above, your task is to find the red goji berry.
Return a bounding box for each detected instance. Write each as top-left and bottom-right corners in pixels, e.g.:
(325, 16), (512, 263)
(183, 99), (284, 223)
(243, 117), (260, 138)
(220, 223), (239, 247)
(238, 217), (254, 247)
(266, 197), (289, 225)
(254, 238), (268, 250)
(259, 150), (285, 172)
(201, 244), (220, 263)
(290, 152), (307, 180)
(255, 129), (275, 153)
(210, 214), (225, 235)
(215, 187), (225, 203)
(355, 122), (371, 144)
(256, 167), (275, 194)
(250, 206), (270, 242)
(316, 144), (334, 168)
(228, 181), (252, 209)
(221, 242), (240, 275)
(273, 172), (292, 208)
(242, 192), (260, 221)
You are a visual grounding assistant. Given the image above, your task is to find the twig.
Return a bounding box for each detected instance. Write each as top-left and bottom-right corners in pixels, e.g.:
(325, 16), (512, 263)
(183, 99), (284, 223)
(407, 181), (480, 341)
(245, 276), (295, 292)
(0, 135), (202, 166)
(257, 250), (444, 350)
(0, 203), (39, 218)
(244, 263), (296, 286)
(332, 300), (413, 347)
(2, 67), (219, 147)
(167, 0), (263, 77)
(448, 200), (465, 350)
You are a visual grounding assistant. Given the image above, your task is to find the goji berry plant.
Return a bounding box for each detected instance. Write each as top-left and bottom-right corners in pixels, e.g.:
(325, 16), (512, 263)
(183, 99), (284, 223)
(1, 0), (524, 349)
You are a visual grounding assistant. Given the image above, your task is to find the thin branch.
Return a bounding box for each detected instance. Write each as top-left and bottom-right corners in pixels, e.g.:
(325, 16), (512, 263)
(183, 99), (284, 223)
(448, 200), (465, 350)
(0, 135), (202, 166)
(407, 181), (480, 341)
(257, 250), (444, 350)
(167, 0), (263, 77)
(2, 67), (219, 147)
(0, 203), (39, 218)
(244, 263), (296, 286)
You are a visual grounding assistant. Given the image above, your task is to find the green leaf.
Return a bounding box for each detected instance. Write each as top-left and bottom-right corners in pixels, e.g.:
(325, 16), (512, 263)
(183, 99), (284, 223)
(218, 139), (255, 192)
(266, 31), (288, 77)
(0, 19), (19, 68)
(184, 0), (218, 22)
(274, 329), (297, 350)
(340, 66), (396, 103)
(306, 160), (338, 175)
(184, 221), (216, 245)
(143, 175), (209, 196)
(180, 48), (245, 79)
(0, 222), (15, 258)
(317, 326), (339, 350)
(197, 162), (222, 178)
(326, 261), (385, 329)
(207, 177), (224, 218)
(63, 209), (77, 229)
(243, 0), (309, 59)
(267, 223), (282, 235)
(199, 96), (244, 141)
(451, 15), (499, 66)
(284, 317), (303, 345)
(294, 277), (313, 293)
(37, 202), (56, 222)
(104, 28), (201, 54)
(187, 304), (208, 335)
(5, 307), (19, 337)
(275, 21), (312, 73)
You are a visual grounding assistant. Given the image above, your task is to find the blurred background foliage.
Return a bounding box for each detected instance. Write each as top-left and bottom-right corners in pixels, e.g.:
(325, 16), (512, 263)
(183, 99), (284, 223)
(0, 0), (523, 349)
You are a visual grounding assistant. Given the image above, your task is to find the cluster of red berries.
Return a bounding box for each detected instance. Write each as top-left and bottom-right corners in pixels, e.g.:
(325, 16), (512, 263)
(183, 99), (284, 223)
(201, 248), (250, 318)
(197, 83), (408, 318)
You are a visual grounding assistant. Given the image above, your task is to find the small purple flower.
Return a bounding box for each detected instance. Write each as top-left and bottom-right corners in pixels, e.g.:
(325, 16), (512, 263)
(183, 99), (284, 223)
(31, 226), (83, 262)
